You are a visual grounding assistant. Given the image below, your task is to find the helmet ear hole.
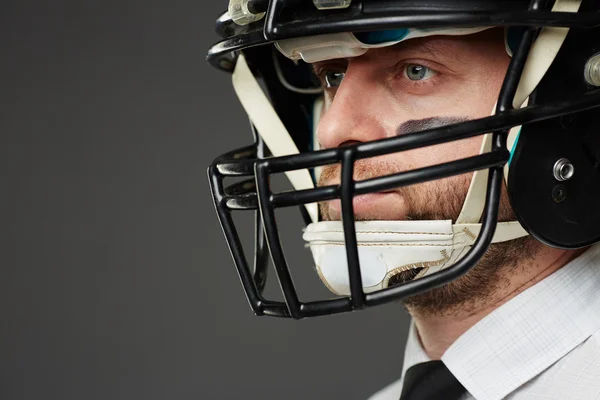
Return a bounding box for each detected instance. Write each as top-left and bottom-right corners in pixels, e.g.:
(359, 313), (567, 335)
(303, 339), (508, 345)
(507, 22), (600, 249)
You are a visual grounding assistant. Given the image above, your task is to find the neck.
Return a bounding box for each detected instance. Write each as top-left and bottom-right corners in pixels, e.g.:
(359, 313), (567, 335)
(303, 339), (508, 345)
(410, 245), (585, 360)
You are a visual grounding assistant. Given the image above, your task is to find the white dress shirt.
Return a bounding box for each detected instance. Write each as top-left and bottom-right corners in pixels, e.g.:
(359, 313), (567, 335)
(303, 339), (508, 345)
(369, 243), (600, 400)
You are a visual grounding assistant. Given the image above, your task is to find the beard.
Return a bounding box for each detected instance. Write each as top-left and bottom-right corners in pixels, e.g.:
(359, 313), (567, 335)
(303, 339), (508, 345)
(317, 156), (541, 318)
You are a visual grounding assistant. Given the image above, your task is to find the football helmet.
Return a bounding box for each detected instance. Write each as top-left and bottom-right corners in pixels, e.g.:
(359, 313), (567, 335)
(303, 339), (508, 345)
(206, 0), (600, 319)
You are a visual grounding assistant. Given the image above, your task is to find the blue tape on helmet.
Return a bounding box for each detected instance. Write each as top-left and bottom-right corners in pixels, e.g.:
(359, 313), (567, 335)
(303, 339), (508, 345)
(354, 29), (409, 45)
(508, 127), (522, 165)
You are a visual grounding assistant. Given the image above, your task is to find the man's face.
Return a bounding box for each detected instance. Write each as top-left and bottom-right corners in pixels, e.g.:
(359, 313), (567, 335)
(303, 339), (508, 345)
(313, 28), (512, 223)
(311, 28), (538, 315)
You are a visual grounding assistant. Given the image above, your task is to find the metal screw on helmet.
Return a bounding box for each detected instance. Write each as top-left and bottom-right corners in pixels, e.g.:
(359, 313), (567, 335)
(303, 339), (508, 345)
(553, 158), (575, 182)
(584, 53), (600, 87)
(313, 0), (352, 10)
(228, 0), (265, 26)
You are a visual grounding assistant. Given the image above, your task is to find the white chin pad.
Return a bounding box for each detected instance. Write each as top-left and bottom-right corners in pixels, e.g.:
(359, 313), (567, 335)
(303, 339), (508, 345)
(303, 220), (528, 296)
(304, 220), (463, 295)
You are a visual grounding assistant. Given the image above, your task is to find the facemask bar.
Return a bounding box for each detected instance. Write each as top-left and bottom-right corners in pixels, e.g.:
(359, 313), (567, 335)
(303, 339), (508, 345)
(208, 126), (291, 317)
(208, 0), (600, 319)
(251, 125), (270, 294)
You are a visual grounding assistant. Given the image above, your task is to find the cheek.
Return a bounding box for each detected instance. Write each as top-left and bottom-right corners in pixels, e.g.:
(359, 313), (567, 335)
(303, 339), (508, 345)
(405, 60), (509, 118)
(464, 58), (512, 112)
(393, 79), (507, 167)
(397, 85), (490, 120)
(394, 136), (483, 173)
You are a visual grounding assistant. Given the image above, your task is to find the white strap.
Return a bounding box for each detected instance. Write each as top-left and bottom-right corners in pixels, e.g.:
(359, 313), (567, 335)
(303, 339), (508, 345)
(455, 122), (523, 225)
(454, 221), (529, 245)
(232, 54), (319, 222)
(455, 132), (493, 224)
(312, 97), (325, 183)
(513, 0), (582, 109)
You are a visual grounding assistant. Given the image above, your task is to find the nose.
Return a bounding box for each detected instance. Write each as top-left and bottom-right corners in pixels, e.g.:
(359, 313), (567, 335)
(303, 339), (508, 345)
(316, 61), (394, 150)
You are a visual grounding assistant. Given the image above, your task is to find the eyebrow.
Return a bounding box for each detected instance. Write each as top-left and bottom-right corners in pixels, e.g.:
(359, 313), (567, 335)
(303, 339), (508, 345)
(377, 37), (461, 67)
(414, 40), (460, 63)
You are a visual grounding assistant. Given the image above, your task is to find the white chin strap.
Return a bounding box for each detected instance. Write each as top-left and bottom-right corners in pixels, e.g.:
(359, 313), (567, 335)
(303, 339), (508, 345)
(231, 0), (581, 296)
(303, 220), (528, 295)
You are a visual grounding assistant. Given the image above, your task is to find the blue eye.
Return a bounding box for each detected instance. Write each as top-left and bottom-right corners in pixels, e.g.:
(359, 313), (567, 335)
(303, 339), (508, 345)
(405, 64), (436, 81)
(325, 71), (345, 88)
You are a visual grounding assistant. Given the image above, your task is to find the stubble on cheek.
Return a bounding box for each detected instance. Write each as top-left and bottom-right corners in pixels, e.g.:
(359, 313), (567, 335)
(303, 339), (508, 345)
(317, 159), (472, 223)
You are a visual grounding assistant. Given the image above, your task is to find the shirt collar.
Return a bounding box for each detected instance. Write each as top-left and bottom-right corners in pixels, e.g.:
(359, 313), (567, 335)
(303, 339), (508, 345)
(401, 319), (431, 380)
(441, 243), (600, 400)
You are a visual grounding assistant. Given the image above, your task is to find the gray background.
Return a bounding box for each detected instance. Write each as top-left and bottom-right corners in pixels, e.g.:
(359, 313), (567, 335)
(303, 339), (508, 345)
(1, 1), (411, 399)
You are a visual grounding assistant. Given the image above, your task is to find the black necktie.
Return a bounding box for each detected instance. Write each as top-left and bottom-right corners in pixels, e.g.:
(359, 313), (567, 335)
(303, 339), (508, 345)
(399, 360), (467, 400)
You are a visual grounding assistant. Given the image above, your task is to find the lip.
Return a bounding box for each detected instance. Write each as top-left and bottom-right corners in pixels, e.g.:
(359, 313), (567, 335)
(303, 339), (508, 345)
(325, 192), (405, 220)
